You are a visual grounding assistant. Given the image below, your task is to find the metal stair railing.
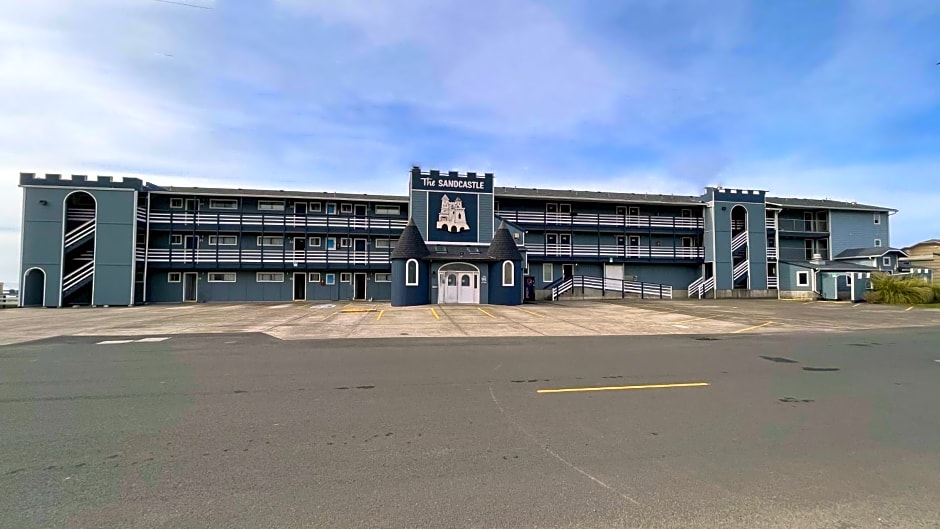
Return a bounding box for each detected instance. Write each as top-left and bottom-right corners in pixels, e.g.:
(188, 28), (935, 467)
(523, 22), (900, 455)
(731, 230), (748, 252)
(733, 260), (749, 281)
(64, 220), (95, 248)
(63, 261), (94, 292)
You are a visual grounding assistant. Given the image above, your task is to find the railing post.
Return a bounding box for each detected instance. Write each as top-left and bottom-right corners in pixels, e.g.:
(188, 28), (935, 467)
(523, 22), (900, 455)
(659, 284), (663, 299)
(641, 282), (645, 299)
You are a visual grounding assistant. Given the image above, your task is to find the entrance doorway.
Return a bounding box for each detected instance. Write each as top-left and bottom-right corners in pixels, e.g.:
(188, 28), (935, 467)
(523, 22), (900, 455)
(184, 199), (198, 212)
(294, 202), (307, 215)
(293, 272), (306, 301)
(604, 264), (623, 281)
(353, 273), (367, 300)
(562, 264), (575, 280)
(22, 267), (45, 307)
(437, 262), (481, 304)
(293, 238), (306, 251)
(354, 204), (367, 216)
(183, 272), (198, 302)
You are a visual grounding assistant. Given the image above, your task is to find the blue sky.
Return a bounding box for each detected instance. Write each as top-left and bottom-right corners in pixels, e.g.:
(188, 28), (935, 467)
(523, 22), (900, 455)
(1, 0), (939, 284)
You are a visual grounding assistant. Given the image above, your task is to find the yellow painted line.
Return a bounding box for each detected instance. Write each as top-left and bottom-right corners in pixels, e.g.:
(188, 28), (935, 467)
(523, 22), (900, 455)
(537, 382), (710, 394)
(430, 307), (440, 320)
(376, 309), (384, 321)
(517, 307), (543, 317)
(906, 306), (914, 311)
(732, 321), (774, 334)
(478, 307), (496, 319)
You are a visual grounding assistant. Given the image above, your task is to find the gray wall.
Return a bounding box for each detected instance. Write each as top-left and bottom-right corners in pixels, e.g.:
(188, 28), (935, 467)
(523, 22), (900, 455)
(21, 187), (66, 307)
(478, 194), (494, 244)
(709, 200), (767, 290)
(148, 270), (391, 303)
(623, 264), (701, 287)
(778, 262), (814, 292)
(411, 191), (429, 239)
(830, 210), (890, 255)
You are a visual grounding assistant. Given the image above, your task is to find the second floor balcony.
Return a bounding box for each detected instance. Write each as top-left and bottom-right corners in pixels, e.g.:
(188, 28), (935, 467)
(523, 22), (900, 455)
(140, 248), (391, 266)
(777, 218), (829, 233)
(496, 210), (704, 231)
(527, 243), (704, 260)
(137, 208), (408, 232)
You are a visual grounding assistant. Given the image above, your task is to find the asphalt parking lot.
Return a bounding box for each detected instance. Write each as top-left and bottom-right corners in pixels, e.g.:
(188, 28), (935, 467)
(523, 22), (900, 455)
(3, 328), (940, 528)
(2, 299), (940, 345)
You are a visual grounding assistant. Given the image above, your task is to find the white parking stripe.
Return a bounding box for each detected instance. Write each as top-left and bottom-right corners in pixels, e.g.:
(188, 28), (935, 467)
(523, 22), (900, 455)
(135, 337), (170, 342)
(97, 339), (134, 345)
(268, 304), (293, 309)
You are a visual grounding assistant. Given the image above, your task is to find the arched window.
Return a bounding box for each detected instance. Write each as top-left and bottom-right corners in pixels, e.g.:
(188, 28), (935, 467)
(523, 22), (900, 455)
(502, 260), (514, 287)
(406, 259), (419, 286)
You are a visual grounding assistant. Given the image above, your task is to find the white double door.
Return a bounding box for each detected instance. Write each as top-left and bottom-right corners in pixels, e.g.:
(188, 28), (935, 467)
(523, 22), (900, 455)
(439, 271), (480, 304)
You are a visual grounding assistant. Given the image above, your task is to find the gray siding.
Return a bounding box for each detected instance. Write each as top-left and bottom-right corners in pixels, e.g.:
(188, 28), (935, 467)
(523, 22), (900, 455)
(21, 187), (66, 306)
(623, 264), (700, 287)
(778, 262), (814, 291)
(830, 210), (890, 255)
(478, 194), (494, 244)
(147, 270), (392, 303)
(93, 190), (136, 306)
(411, 191), (429, 239)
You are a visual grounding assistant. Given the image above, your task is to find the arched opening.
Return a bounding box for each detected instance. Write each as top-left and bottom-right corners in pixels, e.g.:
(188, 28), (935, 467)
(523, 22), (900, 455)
(22, 267), (46, 307)
(62, 191), (97, 306)
(730, 205), (748, 235)
(438, 262), (480, 304)
(730, 205), (749, 289)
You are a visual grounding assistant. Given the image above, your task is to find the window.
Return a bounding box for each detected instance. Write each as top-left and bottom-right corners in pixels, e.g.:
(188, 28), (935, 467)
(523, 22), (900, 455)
(257, 236), (284, 246)
(258, 200), (285, 211)
(208, 272), (236, 283)
(375, 239), (396, 249)
(340, 238), (351, 248)
(616, 236), (625, 246)
(466, 246), (481, 254)
(326, 238), (337, 250)
(406, 259), (419, 286)
(324, 273), (336, 285)
(340, 272), (352, 283)
(542, 263), (553, 283)
(434, 245), (448, 254)
(375, 205), (400, 215)
(256, 272), (284, 282)
(796, 271), (809, 287)
(168, 272), (181, 283)
(309, 272), (321, 283)
(170, 234), (183, 245)
(559, 203), (571, 214)
(170, 198), (183, 209)
(874, 213), (881, 225)
(628, 207), (640, 216)
(309, 237), (321, 247)
(874, 239), (882, 247)
(208, 235), (237, 245)
(546, 203), (558, 213)
(502, 261), (515, 286)
(374, 273), (391, 282)
(883, 256), (892, 267)
(209, 199), (237, 210)
(616, 206), (626, 216)
(340, 203), (353, 214)
(326, 203), (337, 215)
(309, 202), (322, 213)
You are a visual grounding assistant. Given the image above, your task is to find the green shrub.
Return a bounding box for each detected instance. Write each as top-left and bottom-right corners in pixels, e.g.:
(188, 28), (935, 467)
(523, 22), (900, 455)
(863, 290), (883, 304)
(870, 273), (935, 304)
(933, 284), (940, 303)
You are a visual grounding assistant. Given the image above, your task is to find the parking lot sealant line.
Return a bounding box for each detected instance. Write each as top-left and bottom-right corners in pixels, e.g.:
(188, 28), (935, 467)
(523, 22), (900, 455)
(732, 321), (775, 334)
(537, 382), (710, 394)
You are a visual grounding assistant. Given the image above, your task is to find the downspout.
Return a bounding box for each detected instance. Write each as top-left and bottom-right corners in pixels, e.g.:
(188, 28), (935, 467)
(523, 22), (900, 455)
(143, 192), (151, 304)
(775, 209), (781, 300)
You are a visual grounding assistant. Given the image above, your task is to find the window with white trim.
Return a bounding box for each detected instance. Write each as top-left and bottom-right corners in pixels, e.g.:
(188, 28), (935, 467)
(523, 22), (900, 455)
(340, 203), (353, 214)
(309, 237), (321, 247)
(308, 272), (321, 283)
(326, 237), (337, 250)
(340, 238), (351, 248)
(406, 259), (419, 286)
(256, 272), (284, 282)
(309, 202), (322, 213)
(874, 239), (882, 247)
(883, 256), (891, 267)
(168, 272), (181, 283)
(375, 205), (400, 215)
(542, 263), (553, 283)
(502, 261), (514, 286)
(558, 203), (571, 214)
(170, 234), (183, 245)
(258, 200), (285, 211)
(257, 236), (284, 247)
(873, 213), (881, 225)
(375, 239), (392, 248)
(796, 271), (809, 287)
(208, 235), (238, 246)
(326, 203), (337, 215)
(209, 199), (237, 210)
(340, 272), (352, 283)
(325, 273), (336, 285)
(374, 273), (391, 282)
(208, 272), (236, 282)
(169, 198), (183, 209)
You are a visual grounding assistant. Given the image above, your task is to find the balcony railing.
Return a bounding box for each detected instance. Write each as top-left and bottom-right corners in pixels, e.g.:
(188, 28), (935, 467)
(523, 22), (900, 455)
(767, 276), (778, 289)
(526, 244), (704, 259)
(140, 249), (391, 265)
(496, 210), (704, 230)
(145, 211), (408, 230)
(777, 218), (829, 233)
(767, 247), (778, 260)
(765, 217), (776, 229)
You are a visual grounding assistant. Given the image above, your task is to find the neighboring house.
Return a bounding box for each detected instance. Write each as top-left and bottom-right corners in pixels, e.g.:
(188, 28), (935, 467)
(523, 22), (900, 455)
(903, 239), (940, 284)
(832, 247), (909, 273)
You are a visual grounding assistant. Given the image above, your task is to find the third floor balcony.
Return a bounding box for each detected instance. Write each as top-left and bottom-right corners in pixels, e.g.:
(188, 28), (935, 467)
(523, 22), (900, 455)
(495, 210), (704, 231)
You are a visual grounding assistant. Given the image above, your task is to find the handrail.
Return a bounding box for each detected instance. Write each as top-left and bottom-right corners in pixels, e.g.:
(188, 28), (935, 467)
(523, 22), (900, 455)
(731, 231), (748, 252)
(495, 210), (704, 229)
(63, 261), (94, 290)
(527, 244), (704, 259)
(64, 220), (95, 247)
(147, 211), (408, 230)
(551, 275), (673, 300)
(733, 260), (749, 281)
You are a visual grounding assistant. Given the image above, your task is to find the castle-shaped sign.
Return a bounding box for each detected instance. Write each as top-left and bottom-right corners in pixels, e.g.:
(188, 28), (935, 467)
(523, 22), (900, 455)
(436, 194), (470, 232)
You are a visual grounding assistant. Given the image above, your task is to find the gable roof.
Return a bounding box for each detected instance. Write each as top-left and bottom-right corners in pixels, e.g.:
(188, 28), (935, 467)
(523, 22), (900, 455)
(487, 221), (523, 261)
(765, 196), (894, 212)
(782, 260), (879, 272)
(833, 247), (909, 259)
(390, 219), (429, 259)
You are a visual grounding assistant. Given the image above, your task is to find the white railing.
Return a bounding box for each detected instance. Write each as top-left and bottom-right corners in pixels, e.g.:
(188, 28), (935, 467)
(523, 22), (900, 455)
(687, 276), (706, 297)
(777, 218), (828, 233)
(687, 275), (716, 299)
(67, 208), (95, 221)
(766, 247), (778, 260)
(765, 217), (776, 229)
(496, 210), (704, 230)
(63, 261), (94, 291)
(551, 275), (672, 300)
(526, 244), (704, 259)
(136, 207), (147, 222)
(767, 276), (778, 289)
(731, 231), (748, 252)
(733, 260), (749, 281)
(142, 249), (391, 265)
(147, 211), (408, 230)
(64, 220), (95, 247)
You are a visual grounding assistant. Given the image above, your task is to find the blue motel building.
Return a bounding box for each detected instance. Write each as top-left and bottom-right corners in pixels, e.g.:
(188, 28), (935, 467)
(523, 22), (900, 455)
(17, 167), (930, 308)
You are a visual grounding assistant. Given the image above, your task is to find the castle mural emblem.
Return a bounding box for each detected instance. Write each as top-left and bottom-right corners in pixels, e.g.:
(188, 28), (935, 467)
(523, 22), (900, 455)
(436, 194), (470, 233)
